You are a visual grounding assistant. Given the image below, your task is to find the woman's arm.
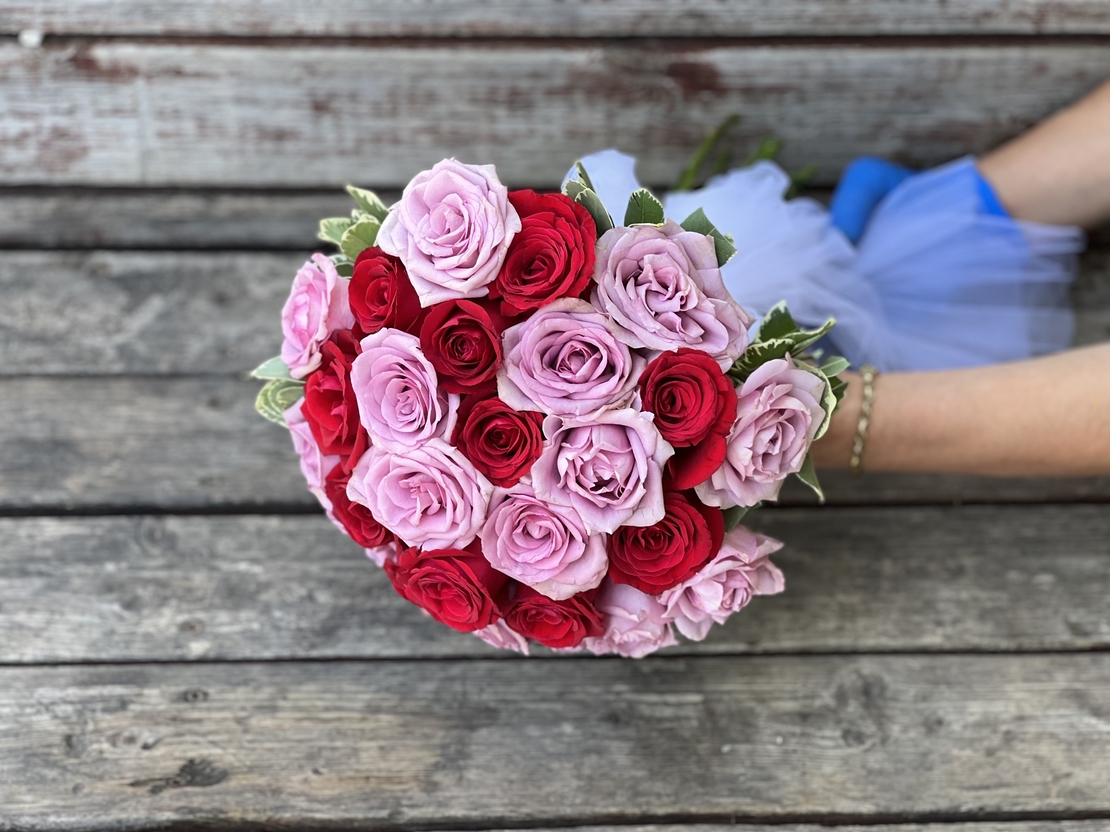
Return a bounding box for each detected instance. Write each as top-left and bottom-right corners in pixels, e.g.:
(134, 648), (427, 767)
(812, 343), (1110, 477)
(979, 79), (1110, 228)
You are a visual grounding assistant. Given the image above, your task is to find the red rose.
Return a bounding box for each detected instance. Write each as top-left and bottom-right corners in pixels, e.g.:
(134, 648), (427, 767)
(639, 348), (739, 490)
(452, 396), (544, 487)
(349, 247), (423, 336)
(419, 299), (507, 394)
(490, 190), (597, 316)
(384, 543), (508, 633)
(303, 333), (369, 467)
(502, 584), (605, 649)
(324, 466), (392, 549)
(607, 491), (724, 594)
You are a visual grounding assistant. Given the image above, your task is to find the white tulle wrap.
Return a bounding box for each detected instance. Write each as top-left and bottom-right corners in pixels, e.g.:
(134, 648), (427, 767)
(567, 150), (1085, 371)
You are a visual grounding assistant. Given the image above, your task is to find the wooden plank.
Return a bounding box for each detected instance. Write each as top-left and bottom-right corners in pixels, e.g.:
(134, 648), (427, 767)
(3, 655), (1110, 826)
(1, 248), (1106, 377)
(0, 376), (1107, 510)
(0, 504), (1107, 662)
(2, 42), (1108, 187)
(4, 0), (1110, 37)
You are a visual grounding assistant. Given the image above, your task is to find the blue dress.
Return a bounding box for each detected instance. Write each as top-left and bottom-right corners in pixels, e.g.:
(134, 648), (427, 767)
(569, 150), (1086, 372)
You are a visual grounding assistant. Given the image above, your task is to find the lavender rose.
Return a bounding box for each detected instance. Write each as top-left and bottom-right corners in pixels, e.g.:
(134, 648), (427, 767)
(347, 439), (493, 550)
(378, 159), (522, 307)
(696, 355), (827, 507)
(366, 542), (399, 568)
(480, 482), (608, 600)
(284, 398), (341, 514)
(473, 620), (531, 655)
(658, 525), (785, 641)
(531, 408), (673, 534)
(281, 254), (356, 379)
(350, 327), (459, 451)
(592, 220), (752, 369)
(498, 298), (646, 417)
(584, 582), (677, 659)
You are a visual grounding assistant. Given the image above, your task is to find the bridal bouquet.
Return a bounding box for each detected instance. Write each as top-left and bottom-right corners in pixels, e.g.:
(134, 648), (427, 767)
(254, 157), (846, 657)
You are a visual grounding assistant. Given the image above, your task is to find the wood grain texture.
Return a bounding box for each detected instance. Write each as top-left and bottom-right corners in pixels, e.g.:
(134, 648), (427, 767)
(4, 0), (1110, 37)
(2, 248), (1106, 377)
(4, 655), (1110, 826)
(0, 505), (1107, 663)
(2, 42), (1109, 187)
(1, 376), (1107, 510)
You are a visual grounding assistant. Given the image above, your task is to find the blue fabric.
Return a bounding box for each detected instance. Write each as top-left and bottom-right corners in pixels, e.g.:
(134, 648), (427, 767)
(565, 152), (1086, 372)
(830, 157), (914, 243)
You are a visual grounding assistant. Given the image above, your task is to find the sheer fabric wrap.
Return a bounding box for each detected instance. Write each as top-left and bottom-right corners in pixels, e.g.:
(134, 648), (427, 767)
(567, 150), (1085, 371)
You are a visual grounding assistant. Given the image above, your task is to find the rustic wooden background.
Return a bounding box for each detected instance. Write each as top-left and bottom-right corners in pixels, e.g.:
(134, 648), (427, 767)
(2, 1), (1110, 829)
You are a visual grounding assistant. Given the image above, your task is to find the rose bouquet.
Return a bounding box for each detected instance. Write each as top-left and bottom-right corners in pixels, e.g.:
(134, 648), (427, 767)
(253, 157), (846, 657)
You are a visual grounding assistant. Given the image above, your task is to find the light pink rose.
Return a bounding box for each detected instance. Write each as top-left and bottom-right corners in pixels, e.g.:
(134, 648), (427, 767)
(592, 221), (752, 370)
(480, 482), (607, 600)
(531, 408), (673, 534)
(347, 439), (492, 550)
(350, 328), (459, 451)
(284, 398), (340, 512)
(281, 254), (355, 379)
(696, 355), (826, 507)
(584, 582), (677, 659)
(473, 620), (531, 655)
(658, 525), (784, 641)
(498, 298), (645, 417)
(378, 159), (522, 307)
(365, 542), (399, 568)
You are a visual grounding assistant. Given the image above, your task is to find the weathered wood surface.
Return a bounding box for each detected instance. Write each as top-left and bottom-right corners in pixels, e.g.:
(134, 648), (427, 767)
(0, 505), (1107, 663)
(4, 249), (1106, 376)
(2, 375), (1108, 510)
(3, 42), (1109, 187)
(4, 655), (1110, 827)
(4, 0), (1110, 37)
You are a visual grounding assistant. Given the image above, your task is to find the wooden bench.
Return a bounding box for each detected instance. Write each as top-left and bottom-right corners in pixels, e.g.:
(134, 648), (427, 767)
(1, 2), (1108, 828)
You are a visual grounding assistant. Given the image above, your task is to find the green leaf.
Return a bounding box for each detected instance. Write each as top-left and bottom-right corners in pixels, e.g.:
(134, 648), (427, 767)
(340, 215), (381, 260)
(756, 301), (800, 342)
(793, 359), (841, 441)
(713, 148), (731, 177)
(729, 317), (836, 380)
(721, 504), (754, 531)
(786, 163), (819, 199)
(574, 161), (596, 194)
(249, 356), (292, 381)
(318, 216), (353, 247)
(623, 188), (665, 226)
(255, 379), (305, 426)
(563, 179), (614, 237)
(680, 208), (737, 267)
(744, 137), (782, 166)
(829, 375), (848, 405)
(674, 114), (739, 192)
(345, 185), (389, 222)
(819, 355), (851, 377)
(795, 453), (824, 503)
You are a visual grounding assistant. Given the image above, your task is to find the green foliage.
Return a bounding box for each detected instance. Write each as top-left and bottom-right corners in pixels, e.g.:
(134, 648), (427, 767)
(340, 215), (381, 260)
(679, 208), (737, 268)
(722, 504), (754, 531)
(744, 137), (782, 166)
(674, 114), (739, 192)
(786, 164), (819, 199)
(249, 356), (292, 381)
(563, 177), (614, 237)
(318, 216), (353, 247)
(345, 185), (389, 222)
(255, 379), (305, 425)
(623, 188), (665, 226)
(795, 454), (824, 503)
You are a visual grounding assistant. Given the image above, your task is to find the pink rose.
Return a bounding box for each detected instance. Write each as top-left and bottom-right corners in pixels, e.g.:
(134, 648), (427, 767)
(284, 398), (340, 512)
(658, 525), (784, 641)
(592, 221), (752, 370)
(481, 482), (608, 600)
(696, 355), (827, 507)
(347, 439), (492, 550)
(281, 254), (356, 379)
(378, 159), (522, 307)
(498, 298), (646, 417)
(473, 620), (531, 655)
(366, 542), (399, 568)
(531, 408), (673, 534)
(584, 582), (677, 659)
(350, 328), (459, 451)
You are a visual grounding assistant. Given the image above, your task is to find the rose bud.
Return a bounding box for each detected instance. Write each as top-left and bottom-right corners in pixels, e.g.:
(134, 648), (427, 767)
(324, 466), (393, 549)
(639, 349), (738, 490)
(419, 299), (508, 395)
(502, 584), (605, 649)
(302, 332), (369, 467)
(384, 542), (508, 633)
(490, 190), (597, 316)
(607, 491), (724, 595)
(452, 396), (544, 488)
(349, 247), (423, 337)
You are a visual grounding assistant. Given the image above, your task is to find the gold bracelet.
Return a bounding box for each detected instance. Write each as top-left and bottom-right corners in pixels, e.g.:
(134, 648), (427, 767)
(850, 364), (879, 476)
